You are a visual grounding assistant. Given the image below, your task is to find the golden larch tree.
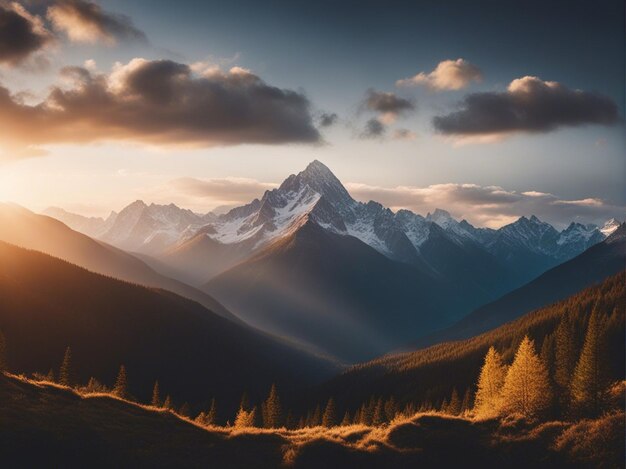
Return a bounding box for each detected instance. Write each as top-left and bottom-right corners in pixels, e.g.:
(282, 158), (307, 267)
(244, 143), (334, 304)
(474, 346), (507, 418)
(500, 336), (552, 418)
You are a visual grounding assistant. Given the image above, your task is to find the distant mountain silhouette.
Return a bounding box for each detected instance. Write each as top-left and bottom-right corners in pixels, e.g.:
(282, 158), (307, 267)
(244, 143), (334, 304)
(0, 203), (237, 322)
(416, 223), (626, 347)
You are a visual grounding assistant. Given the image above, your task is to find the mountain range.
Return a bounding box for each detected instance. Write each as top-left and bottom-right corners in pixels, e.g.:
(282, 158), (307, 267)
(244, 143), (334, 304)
(43, 160), (621, 362)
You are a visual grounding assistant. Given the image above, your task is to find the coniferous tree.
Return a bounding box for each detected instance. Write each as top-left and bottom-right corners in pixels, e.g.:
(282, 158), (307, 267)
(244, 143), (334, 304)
(239, 391), (250, 411)
(304, 410), (312, 427)
(205, 398), (217, 426)
(439, 398), (448, 413)
(263, 384), (282, 428)
(384, 397), (397, 422)
(163, 395), (172, 410)
(460, 388), (472, 414)
(179, 402), (191, 418)
(151, 381), (161, 407)
(474, 346), (507, 418)
(352, 407), (362, 425)
(540, 333), (555, 376)
(45, 368), (55, 382)
(195, 412), (208, 425)
(234, 406), (256, 428)
(555, 314), (577, 403)
(447, 388), (462, 415)
(59, 346), (74, 387)
(0, 329), (7, 372)
(113, 365), (128, 399)
(372, 398), (385, 425)
(322, 398), (337, 427)
(84, 377), (107, 393)
(570, 308), (610, 417)
(361, 398), (375, 425)
(285, 410), (296, 429)
(500, 336), (552, 418)
(311, 404), (321, 427)
(297, 416), (305, 429)
(341, 411), (351, 426)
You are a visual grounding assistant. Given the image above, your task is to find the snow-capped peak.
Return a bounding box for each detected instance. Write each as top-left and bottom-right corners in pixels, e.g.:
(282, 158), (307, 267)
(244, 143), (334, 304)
(601, 218), (621, 237)
(278, 160), (355, 213)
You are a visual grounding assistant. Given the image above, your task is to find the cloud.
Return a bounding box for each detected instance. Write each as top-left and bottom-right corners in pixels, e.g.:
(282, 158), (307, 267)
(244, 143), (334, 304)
(362, 89), (414, 123)
(0, 2), (52, 66)
(47, 0), (146, 44)
(345, 181), (624, 229)
(0, 58), (321, 155)
(318, 112), (338, 127)
(360, 118), (386, 139)
(138, 177), (278, 212)
(397, 58), (482, 91)
(392, 128), (416, 140)
(433, 76), (619, 139)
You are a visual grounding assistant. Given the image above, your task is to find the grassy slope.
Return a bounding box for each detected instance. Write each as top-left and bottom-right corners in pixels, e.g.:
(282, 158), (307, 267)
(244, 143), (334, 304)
(1, 374), (622, 468)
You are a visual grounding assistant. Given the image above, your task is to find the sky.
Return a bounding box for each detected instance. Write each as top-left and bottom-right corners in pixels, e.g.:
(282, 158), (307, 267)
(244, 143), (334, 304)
(0, 0), (623, 228)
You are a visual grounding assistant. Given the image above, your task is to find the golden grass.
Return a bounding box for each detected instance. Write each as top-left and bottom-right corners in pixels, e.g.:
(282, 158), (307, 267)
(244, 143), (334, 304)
(3, 373), (624, 468)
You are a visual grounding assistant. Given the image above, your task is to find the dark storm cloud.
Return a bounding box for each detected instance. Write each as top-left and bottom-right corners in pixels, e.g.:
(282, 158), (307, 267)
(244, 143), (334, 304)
(47, 0), (146, 44)
(0, 3), (52, 66)
(0, 58), (321, 155)
(434, 76), (620, 137)
(363, 89), (414, 118)
(318, 112), (338, 127)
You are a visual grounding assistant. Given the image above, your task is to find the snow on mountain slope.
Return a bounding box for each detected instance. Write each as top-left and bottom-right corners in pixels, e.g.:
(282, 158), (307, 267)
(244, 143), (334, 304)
(45, 160), (613, 285)
(99, 201), (208, 253)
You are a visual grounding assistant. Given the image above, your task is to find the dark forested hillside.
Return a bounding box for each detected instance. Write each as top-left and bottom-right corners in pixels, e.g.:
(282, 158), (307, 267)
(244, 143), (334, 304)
(0, 241), (337, 415)
(314, 272), (625, 416)
(0, 204), (238, 322)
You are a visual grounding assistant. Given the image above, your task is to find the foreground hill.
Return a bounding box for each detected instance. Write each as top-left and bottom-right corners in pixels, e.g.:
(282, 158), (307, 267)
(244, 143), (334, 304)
(418, 223), (626, 347)
(0, 242), (336, 412)
(0, 204), (237, 322)
(1, 373), (622, 468)
(316, 272), (624, 412)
